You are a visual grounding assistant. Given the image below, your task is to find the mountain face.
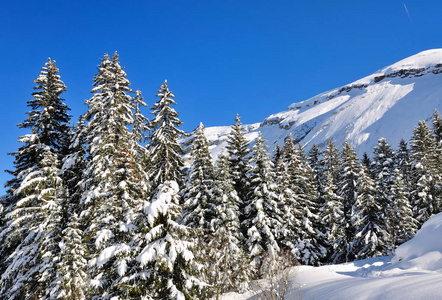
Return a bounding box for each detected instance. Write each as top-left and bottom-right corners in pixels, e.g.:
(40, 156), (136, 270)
(197, 49), (442, 158)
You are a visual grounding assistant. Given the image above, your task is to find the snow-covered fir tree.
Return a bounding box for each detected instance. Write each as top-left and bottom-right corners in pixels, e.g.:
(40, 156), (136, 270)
(332, 141), (361, 263)
(388, 168), (418, 248)
(242, 133), (281, 275)
(226, 114), (251, 225)
(282, 135), (325, 265)
(0, 145), (65, 299)
(318, 140), (344, 263)
(147, 80), (185, 189)
(80, 52), (144, 298)
(371, 138), (397, 252)
(133, 181), (205, 299)
(409, 120), (439, 225)
(351, 166), (389, 260)
(274, 148), (301, 259)
(130, 89), (151, 197)
(182, 123), (216, 230)
(0, 58), (71, 298)
(204, 153), (251, 297)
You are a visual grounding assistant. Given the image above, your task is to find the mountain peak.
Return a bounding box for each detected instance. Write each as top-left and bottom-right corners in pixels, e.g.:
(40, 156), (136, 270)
(197, 50), (442, 159)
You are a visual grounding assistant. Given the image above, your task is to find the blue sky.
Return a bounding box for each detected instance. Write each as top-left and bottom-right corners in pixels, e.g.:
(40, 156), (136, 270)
(1, 0), (442, 194)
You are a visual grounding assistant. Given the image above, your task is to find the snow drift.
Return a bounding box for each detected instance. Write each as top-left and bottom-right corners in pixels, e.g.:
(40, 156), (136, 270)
(223, 213), (442, 299)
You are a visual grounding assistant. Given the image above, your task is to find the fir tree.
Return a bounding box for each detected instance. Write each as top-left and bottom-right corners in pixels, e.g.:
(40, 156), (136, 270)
(52, 213), (89, 300)
(147, 80), (185, 189)
(319, 140), (344, 263)
(23, 58), (71, 155)
(133, 181), (205, 299)
(332, 141), (361, 263)
(0, 145), (65, 299)
(80, 52), (143, 298)
(432, 109), (442, 143)
(282, 136), (325, 265)
(352, 166), (389, 259)
(182, 123), (216, 230)
(242, 134), (281, 275)
(204, 153), (251, 296)
(226, 114), (251, 225)
(0, 58), (71, 298)
(409, 121), (439, 224)
(371, 138), (397, 252)
(389, 169), (418, 248)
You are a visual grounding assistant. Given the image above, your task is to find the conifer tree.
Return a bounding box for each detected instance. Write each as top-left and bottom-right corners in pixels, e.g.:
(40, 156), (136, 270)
(371, 138), (397, 252)
(282, 136), (325, 265)
(204, 153), (251, 296)
(0, 145), (65, 299)
(133, 181), (205, 299)
(409, 121), (439, 224)
(361, 152), (373, 178)
(61, 115), (87, 217)
(53, 213), (89, 300)
(80, 52), (142, 297)
(332, 141), (361, 263)
(432, 109), (442, 143)
(389, 169), (418, 248)
(320, 140), (344, 263)
(0, 58), (70, 298)
(147, 80), (185, 189)
(226, 114), (251, 223)
(352, 166), (389, 259)
(182, 123), (216, 230)
(242, 134), (281, 274)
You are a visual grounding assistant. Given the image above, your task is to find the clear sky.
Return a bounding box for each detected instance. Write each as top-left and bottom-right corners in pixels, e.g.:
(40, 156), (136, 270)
(1, 0), (442, 194)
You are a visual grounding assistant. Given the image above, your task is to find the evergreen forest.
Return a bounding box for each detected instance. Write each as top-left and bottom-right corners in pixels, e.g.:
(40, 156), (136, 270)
(0, 53), (441, 299)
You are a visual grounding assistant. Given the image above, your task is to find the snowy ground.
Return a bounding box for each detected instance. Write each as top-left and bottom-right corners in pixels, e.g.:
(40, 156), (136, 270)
(222, 213), (442, 300)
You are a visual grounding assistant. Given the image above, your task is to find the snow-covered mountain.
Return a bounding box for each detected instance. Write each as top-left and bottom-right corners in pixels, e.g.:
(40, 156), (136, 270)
(200, 49), (442, 157)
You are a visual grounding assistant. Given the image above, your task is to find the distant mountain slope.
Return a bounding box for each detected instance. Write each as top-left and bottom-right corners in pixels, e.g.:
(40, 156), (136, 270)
(197, 49), (442, 158)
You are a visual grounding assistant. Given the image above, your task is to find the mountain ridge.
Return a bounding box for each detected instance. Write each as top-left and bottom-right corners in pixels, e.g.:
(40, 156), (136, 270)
(197, 49), (442, 158)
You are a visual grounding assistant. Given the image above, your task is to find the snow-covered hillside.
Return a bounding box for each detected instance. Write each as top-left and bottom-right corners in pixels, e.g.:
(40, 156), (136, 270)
(223, 212), (442, 300)
(200, 49), (442, 156)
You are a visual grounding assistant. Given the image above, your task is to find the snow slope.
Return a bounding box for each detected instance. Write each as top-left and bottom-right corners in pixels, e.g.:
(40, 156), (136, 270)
(200, 49), (442, 157)
(222, 213), (442, 300)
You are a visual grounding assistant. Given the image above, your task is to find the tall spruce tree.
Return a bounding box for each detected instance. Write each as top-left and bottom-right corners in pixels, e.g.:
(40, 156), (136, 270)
(0, 145), (65, 299)
(409, 121), (439, 225)
(320, 140), (344, 263)
(182, 123), (216, 230)
(204, 153), (251, 296)
(282, 136), (325, 265)
(332, 141), (361, 263)
(371, 138), (397, 252)
(226, 114), (251, 225)
(147, 80), (185, 189)
(0, 59), (71, 298)
(352, 166), (388, 259)
(132, 181), (205, 299)
(242, 134), (281, 275)
(80, 52), (143, 298)
(389, 168), (418, 248)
